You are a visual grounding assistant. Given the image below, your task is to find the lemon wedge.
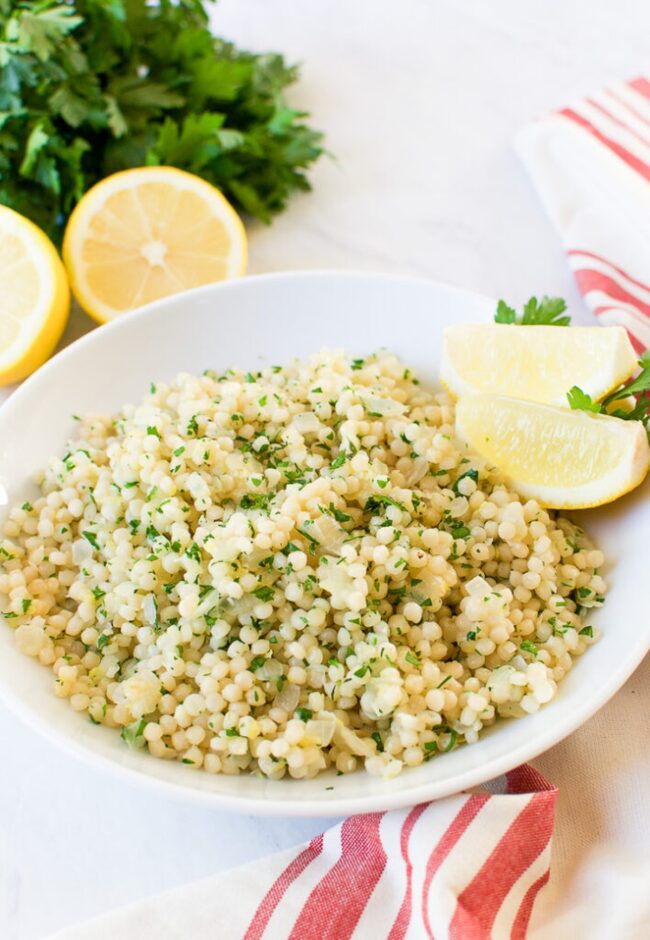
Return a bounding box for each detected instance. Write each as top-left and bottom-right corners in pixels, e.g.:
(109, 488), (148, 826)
(456, 394), (650, 508)
(62, 167), (247, 323)
(441, 324), (638, 406)
(0, 206), (70, 386)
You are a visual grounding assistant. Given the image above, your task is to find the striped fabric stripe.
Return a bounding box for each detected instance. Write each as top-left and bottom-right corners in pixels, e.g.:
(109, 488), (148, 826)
(237, 769), (557, 940)
(559, 107), (650, 181)
(386, 803), (429, 940)
(243, 834), (324, 940)
(288, 814), (387, 939)
(510, 871), (551, 940)
(605, 87), (650, 129)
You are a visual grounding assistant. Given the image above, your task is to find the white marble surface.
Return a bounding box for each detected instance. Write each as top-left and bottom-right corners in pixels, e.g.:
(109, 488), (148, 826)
(1, 2), (649, 937)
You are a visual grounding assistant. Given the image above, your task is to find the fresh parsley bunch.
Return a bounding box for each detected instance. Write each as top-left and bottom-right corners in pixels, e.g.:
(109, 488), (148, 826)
(0, 0), (324, 243)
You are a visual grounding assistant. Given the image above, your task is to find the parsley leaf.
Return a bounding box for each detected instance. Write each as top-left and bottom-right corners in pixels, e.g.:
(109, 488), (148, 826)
(521, 296), (570, 325)
(120, 718), (146, 749)
(495, 296), (570, 326)
(567, 386), (602, 413)
(328, 502), (351, 523)
(253, 586), (274, 603)
(570, 353), (650, 436)
(451, 468), (478, 495)
(601, 353), (650, 433)
(82, 530), (100, 551)
(494, 300), (517, 324)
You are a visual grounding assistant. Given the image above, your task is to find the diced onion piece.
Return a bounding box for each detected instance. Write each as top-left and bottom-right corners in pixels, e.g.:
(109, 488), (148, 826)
(142, 593), (158, 626)
(333, 721), (374, 757)
(274, 681), (300, 712)
(293, 412), (321, 434)
(305, 713), (336, 746)
(72, 539), (93, 565)
(359, 395), (406, 417)
(403, 456), (428, 486)
(257, 658), (283, 682)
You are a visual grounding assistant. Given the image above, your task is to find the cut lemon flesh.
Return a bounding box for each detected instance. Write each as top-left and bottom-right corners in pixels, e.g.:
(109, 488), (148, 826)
(441, 324), (638, 406)
(456, 394), (650, 508)
(0, 206), (70, 386)
(63, 167), (247, 323)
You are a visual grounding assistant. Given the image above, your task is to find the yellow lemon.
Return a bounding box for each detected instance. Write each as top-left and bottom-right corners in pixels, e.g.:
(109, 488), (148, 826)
(441, 324), (638, 406)
(63, 167), (247, 323)
(456, 394), (650, 509)
(0, 206), (70, 386)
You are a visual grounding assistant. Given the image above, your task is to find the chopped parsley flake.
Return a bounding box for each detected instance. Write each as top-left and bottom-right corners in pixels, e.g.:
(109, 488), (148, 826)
(442, 729), (458, 752)
(451, 468), (478, 495)
(253, 586), (275, 603)
(120, 718), (146, 749)
(82, 531), (100, 550)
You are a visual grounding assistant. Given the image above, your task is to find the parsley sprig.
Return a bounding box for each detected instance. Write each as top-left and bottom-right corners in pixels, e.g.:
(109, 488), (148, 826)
(0, 0), (324, 243)
(567, 350), (650, 436)
(495, 296), (570, 326)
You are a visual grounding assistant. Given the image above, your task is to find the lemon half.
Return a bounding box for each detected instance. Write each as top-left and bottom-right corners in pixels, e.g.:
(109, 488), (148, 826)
(63, 167), (247, 323)
(0, 206), (69, 386)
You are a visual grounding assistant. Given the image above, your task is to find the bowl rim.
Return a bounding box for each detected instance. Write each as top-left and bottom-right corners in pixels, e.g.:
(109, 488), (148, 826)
(0, 269), (647, 816)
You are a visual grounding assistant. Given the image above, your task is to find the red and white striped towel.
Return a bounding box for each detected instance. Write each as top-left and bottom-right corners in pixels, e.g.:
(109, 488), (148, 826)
(51, 765), (556, 940)
(516, 76), (650, 353)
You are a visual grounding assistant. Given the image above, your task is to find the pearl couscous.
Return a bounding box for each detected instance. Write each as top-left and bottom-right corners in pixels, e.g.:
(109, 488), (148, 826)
(0, 350), (605, 780)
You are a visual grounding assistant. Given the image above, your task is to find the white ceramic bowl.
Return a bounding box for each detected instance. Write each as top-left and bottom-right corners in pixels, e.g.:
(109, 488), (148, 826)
(0, 271), (647, 816)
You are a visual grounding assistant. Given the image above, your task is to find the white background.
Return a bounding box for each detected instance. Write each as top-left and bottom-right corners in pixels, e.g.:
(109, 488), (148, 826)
(1, 2), (649, 937)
